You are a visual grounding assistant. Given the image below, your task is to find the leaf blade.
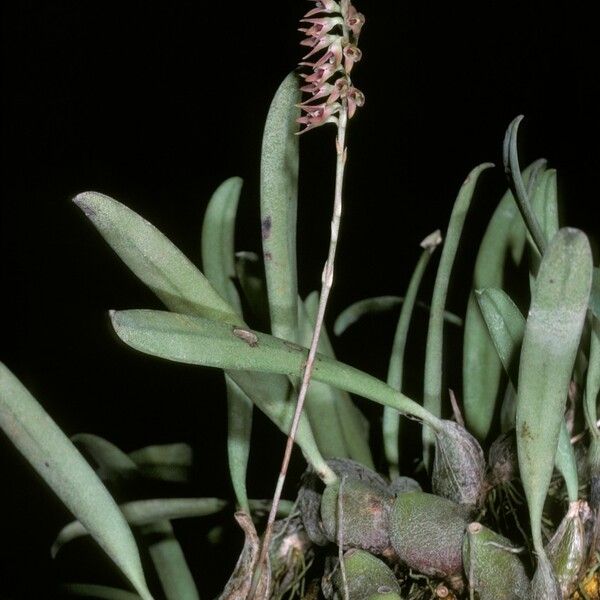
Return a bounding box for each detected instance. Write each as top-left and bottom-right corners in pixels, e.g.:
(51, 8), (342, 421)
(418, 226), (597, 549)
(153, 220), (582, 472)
(0, 364), (153, 600)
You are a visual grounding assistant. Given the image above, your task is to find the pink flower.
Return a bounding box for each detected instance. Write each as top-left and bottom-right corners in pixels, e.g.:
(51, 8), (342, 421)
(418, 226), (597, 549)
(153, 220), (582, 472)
(297, 102), (341, 133)
(342, 44), (362, 73)
(299, 16), (343, 38)
(346, 86), (365, 118)
(304, 0), (341, 18)
(346, 5), (365, 37)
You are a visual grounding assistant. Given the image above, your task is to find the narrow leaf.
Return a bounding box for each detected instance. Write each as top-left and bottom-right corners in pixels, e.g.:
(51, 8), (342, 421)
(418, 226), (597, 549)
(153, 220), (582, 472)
(334, 295), (462, 337)
(385, 234), (439, 478)
(128, 443), (193, 483)
(298, 298), (350, 459)
(201, 176), (244, 311)
(260, 72), (301, 343)
(305, 291), (373, 467)
(75, 191), (328, 485)
(423, 163), (493, 463)
(502, 116), (547, 254)
(516, 228), (592, 558)
(140, 521), (200, 600)
(73, 191), (239, 324)
(584, 317), (600, 436)
(72, 433), (138, 480)
(463, 161), (544, 440)
(61, 583), (141, 599)
(225, 375), (253, 513)
(110, 310), (442, 431)
(0, 364), (152, 600)
(477, 288), (580, 501)
(52, 497), (227, 557)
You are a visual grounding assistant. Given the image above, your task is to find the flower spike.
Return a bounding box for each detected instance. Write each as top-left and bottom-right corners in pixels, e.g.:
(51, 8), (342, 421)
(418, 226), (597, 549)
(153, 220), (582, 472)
(296, 0), (365, 133)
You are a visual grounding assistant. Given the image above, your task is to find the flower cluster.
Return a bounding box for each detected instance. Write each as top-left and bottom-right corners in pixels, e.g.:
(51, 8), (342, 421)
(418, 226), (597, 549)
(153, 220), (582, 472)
(297, 0), (365, 133)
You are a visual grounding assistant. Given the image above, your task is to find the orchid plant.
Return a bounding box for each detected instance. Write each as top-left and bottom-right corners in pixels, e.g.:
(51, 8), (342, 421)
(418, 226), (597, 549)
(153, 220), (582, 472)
(1, 2), (599, 599)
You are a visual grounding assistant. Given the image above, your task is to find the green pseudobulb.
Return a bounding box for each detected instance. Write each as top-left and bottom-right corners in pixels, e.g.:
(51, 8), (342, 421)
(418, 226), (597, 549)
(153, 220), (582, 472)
(332, 549), (402, 600)
(389, 492), (469, 582)
(321, 477), (394, 557)
(462, 522), (529, 600)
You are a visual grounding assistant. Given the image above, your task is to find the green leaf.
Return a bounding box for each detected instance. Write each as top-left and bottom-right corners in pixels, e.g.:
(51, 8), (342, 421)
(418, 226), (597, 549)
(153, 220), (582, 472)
(476, 288), (579, 501)
(72, 436), (198, 599)
(475, 288), (525, 383)
(61, 583), (141, 599)
(52, 497), (227, 557)
(333, 294), (462, 337)
(72, 433), (139, 480)
(225, 375), (253, 513)
(298, 297), (350, 459)
(502, 116), (547, 254)
(260, 72), (301, 343)
(75, 190), (330, 484)
(305, 292), (373, 467)
(73, 191), (239, 324)
(0, 364), (153, 600)
(384, 233), (439, 478)
(140, 521), (200, 600)
(423, 163), (493, 463)
(516, 228), (592, 557)
(234, 251), (270, 329)
(590, 268), (600, 319)
(110, 309), (442, 432)
(584, 316), (600, 437)
(463, 160), (544, 440)
(201, 176), (244, 312)
(128, 443), (193, 483)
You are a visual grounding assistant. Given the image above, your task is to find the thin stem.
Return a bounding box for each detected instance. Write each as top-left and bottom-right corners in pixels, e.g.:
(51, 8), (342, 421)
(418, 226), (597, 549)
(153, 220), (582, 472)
(250, 108), (348, 600)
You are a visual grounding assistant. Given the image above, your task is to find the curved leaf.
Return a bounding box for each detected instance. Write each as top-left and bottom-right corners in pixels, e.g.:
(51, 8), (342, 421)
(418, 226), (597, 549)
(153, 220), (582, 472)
(334, 295), (462, 337)
(463, 161), (544, 440)
(140, 521), (200, 600)
(516, 228), (592, 560)
(128, 442), (192, 483)
(52, 497), (226, 557)
(61, 583), (141, 599)
(584, 317), (600, 437)
(384, 234), (439, 478)
(477, 288), (579, 501)
(201, 176), (244, 311)
(110, 309), (442, 432)
(305, 291), (373, 467)
(0, 364), (152, 600)
(423, 163), (493, 463)
(73, 191), (239, 324)
(260, 72), (301, 343)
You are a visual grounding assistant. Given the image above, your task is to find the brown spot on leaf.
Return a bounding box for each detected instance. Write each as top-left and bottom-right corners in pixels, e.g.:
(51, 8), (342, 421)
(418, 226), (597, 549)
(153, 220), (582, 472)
(261, 216), (272, 240)
(264, 251), (272, 261)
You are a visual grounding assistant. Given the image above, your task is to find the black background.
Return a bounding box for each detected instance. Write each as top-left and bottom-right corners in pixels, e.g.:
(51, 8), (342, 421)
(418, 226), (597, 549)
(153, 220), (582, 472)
(1, 2), (597, 598)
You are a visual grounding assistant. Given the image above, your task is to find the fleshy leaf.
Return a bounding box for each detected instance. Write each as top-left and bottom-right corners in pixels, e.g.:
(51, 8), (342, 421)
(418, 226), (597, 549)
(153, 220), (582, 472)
(305, 292), (373, 468)
(423, 163), (493, 463)
(476, 288), (579, 502)
(110, 309), (443, 431)
(260, 72), (301, 343)
(516, 228), (592, 564)
(385, 236), (439, 478)
(128, 442), (193, 483)
(0, 363), (153, 600)
(73, 191), (239, 324)
(52, 498), (226, 557)
(201, 176), (244, 311)
(463, 160), (544, 440)
(61, 583), (141, 599)
(140, 521), (200, 600)
(334, 295), (462, 337)
(225, 375), (253, 513)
